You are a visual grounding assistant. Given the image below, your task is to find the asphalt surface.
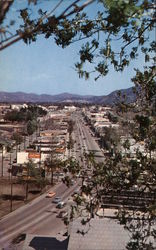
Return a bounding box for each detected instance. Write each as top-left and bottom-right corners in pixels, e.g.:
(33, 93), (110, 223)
(71, 112), (104, 162)
(0, 112), (105, 249)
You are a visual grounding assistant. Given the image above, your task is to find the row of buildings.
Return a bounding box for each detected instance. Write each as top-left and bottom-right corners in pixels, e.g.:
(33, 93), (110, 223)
(82, 105), (148, 158)
(0, 103), (76, 178)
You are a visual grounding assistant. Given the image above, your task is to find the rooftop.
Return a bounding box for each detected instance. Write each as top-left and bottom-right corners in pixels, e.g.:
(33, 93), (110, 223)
(68, 218), (130, 250)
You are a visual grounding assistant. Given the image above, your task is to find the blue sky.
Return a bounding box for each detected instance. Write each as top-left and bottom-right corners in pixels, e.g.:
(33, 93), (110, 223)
(0, 0), (145, 96)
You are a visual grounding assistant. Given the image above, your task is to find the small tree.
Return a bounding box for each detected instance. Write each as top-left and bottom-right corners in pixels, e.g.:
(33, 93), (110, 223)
(24, 160), (45, 200)
(27, 120), (37, 145)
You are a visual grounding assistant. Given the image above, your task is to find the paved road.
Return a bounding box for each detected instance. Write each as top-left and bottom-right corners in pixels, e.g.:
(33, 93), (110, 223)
(0, 182), (79, 249)
(71, 112), (104, 162)
(0, 112), (104, 249)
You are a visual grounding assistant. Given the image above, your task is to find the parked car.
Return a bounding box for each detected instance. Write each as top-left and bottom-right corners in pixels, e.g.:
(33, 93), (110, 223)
(74, 188), (80, 195)
(57, 210), (68, 218)
(52, 196), (61, 204)
(71, 180), (75, 186)
(5, 158), (10, 161)
(46, 191), (56, 198)
(56, 201), (66, 209)
(58, 172), (65, 179)
(72, 188), (80, 197)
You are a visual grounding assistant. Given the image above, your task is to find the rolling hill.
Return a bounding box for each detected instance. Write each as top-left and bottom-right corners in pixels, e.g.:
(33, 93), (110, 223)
(0, 87), (136, 105)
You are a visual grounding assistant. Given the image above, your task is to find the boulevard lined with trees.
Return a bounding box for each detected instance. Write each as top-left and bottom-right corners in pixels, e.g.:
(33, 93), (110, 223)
(0, 1), (155, 249)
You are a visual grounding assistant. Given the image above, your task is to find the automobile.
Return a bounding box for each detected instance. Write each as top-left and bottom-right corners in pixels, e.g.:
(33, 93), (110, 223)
(72, 189), (80, 197)
(71, 180), (75, 185)
(57, 210), (68, 218)
(46, 191), (56, 198)
(5, 158), (10, 161)
(12, 233), (26, 244)
(74, 188), (80, 195)
(58, 172), (65, 179)
(52, 196), (61, 204)
(56, 201), (66, 209)
(53, 172), (65, 179)
(76, 172), (80, 178)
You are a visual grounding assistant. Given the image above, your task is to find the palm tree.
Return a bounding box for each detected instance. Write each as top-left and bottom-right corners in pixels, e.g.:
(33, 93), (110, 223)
(84, 151), (95, 169)
(44, 147), (62, 186)
(45, 156), (58, 186)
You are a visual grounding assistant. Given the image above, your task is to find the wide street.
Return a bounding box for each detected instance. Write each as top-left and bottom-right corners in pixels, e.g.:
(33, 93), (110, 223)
(71, 112), (104, 162)
(0, 112), (105, 249)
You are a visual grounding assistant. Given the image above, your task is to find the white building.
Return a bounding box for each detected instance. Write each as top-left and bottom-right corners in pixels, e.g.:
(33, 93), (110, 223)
(17, 151), (47, 165)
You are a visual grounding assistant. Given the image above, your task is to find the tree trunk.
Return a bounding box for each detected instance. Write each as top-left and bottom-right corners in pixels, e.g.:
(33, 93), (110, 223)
(16, 144), (18, 160)
(24, 135), (26, 149)
(0, 0), (13, 24)
(28, 136), (30, 147)
(25, 180), (28, 201)
(25, 168), (29, 200)
(51, 169), (54, 186)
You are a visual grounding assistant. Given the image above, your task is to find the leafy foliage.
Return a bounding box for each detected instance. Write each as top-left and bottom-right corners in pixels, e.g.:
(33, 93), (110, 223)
(4, 105), (47, 123)
(0, 1), (155, 80)
(11, 132), (23, 145)
(27, 119), (37, 136)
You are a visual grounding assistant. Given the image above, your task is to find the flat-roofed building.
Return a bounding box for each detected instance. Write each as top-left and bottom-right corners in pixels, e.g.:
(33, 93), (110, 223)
(17, 151), (47, 165)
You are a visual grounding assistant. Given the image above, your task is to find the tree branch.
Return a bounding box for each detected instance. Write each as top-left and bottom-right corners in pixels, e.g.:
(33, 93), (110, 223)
(0, 34), (22, 51)
(0, 0), (95, 51)
(63, 0), (95, 19)
(0, 0), (13, 25)
(58, 0), (81, 19)
(121, 21), (154, 51)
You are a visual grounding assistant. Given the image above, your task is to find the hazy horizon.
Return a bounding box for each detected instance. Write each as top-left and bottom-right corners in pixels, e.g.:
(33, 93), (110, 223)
(0, 85), (133, 97)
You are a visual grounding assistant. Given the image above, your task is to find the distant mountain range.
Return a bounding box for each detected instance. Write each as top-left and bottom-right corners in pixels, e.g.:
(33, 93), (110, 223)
(0, 87), (136, 105)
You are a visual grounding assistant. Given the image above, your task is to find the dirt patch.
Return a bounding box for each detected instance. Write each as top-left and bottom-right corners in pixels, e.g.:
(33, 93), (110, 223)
(0, 177), (51, 219)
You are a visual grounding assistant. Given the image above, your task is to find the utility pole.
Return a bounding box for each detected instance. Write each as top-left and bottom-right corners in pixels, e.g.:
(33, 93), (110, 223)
(25, 164), (30, 201)
(10, 149), (13, 212)
(9, 149), (12, 179)
(1, 145), (4, 177)
(10, 164), (13, 212)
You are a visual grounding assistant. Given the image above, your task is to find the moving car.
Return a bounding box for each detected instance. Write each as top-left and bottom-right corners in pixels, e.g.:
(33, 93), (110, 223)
(72, 188), (80, 197)
(52, 196), (61, 204)
(71, 180), (75, 185)
(56, 201), (66, 209)
(46, 191), (56, 198)
(57, 210), (68, 218)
